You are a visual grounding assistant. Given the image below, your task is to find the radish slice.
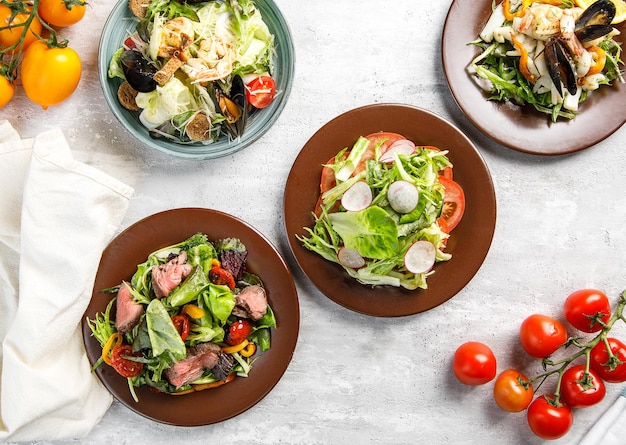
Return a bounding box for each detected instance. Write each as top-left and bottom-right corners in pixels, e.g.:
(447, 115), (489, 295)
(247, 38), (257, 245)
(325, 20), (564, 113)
(404, 240), (436, 274)
(341, 181), (372, 211)
(387, 180), (419, 214)
(337, 247), (366, 269)
(379, 139), (416, 163)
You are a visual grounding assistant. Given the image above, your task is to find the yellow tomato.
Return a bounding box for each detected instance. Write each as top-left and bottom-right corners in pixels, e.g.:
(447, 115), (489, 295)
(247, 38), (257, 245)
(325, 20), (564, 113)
(19, 40), (82, 109)
(0, 4), (42, 53)
(38, 0), (86, 27)
(0, 75), (15, 109)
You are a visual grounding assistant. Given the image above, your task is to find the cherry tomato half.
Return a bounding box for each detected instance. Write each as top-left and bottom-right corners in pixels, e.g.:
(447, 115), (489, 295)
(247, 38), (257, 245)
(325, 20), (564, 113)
(38, 0), (86, 27)
(452, 341), (497, 385)
(493, 369), (534, 412)
(526, 395), (573, 440)
(110, 344), (144, 378)
(563, 289), (611, 333)
(559, 365), (606, 408)
(209, 265), (235, 289)
(0, 4), (42, 53)
(20, 40), (82, 109)
(590, 337), (626, 383)
(438, 176), (465, 232)
(245, 75), (276, 109)
(519, 314), (568, 358)
(172, 314), (190, 341)
(225, 319), (253, 346)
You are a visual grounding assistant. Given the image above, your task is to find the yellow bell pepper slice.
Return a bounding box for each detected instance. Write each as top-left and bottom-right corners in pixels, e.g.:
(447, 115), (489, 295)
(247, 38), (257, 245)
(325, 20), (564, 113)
(222, 339), (249, 354)
(101, 332), (122, 365)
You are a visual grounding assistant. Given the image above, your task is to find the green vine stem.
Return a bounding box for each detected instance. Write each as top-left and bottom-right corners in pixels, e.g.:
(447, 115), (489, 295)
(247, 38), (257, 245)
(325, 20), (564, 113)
(527, 290), (626, 404)
(0, 0), (65, 81)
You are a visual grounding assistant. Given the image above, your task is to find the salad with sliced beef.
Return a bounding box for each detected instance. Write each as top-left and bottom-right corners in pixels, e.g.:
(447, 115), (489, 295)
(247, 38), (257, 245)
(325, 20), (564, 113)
(87, 233), (276, 400)
(298, 132), (465, 290)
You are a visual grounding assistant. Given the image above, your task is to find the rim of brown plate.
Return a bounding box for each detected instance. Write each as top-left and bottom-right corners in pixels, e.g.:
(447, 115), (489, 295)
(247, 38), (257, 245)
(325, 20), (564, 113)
(283, 103), (497, 317)
(82, 208), (300, 426)
(442, 0), (626, 156)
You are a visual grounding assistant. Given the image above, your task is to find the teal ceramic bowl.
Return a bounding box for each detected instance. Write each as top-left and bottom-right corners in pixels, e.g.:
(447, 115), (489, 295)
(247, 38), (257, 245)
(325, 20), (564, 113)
(98, 0), (294, 159)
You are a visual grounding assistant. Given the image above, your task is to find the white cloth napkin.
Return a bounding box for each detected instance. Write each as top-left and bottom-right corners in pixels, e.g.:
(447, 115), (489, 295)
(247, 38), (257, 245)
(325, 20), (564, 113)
(0, 121), (134, 442)
(579, 387), (626, 445)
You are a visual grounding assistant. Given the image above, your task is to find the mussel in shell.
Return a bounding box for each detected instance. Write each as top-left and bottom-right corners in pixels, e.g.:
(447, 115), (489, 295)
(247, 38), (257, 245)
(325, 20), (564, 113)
(574, 0), (616, 42)
(544, 37), (578, 97)
(120, 50), (158, 93)
(214, 75), (248, 138)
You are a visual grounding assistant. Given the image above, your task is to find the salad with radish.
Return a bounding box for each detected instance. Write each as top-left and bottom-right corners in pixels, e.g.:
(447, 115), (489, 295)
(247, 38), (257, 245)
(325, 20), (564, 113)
(298, 133), (465, 290)
(87, 233), (276, 400)
(108, 0), (278, 143)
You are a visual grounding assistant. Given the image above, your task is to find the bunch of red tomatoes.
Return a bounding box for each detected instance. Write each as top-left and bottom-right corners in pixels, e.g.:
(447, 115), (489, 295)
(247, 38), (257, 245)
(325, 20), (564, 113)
(0, 0), (85, 109)
(453, 289), (626, 440)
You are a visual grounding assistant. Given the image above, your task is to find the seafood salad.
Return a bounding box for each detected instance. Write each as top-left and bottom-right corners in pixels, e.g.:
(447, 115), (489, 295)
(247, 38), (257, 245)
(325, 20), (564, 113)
(468, 0), (624, 121)
(108, 0), (277, 144)
(87, 233), (276, 400)
(298, 133), (464, 290)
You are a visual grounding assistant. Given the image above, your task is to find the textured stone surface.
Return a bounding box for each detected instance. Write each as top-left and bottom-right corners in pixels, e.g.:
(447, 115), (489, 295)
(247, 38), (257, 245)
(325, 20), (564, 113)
(5, 0), (626, 444)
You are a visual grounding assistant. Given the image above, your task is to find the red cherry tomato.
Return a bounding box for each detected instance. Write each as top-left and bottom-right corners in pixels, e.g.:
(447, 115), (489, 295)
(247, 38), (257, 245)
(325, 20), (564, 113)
(172, 314), (190, 341)
(559, 365), (606, 408)
(245, 75), (276, 109)
(209, 265), (235, 289)
(225, 319), (253, 346)
(110, 344), (144, 378)
(493, 369), (534, 412)
(452, 341), (497, 385)
(519, 314), (568, 358)
(526, 395), (573, 440)
(590, 338), (626, 383)
(437, 176), (465, 232)
(563, 289), (611, 333)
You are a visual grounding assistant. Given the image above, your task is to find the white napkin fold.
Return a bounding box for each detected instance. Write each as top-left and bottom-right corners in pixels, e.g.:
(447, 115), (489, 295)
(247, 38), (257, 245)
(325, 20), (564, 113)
(579, 387), (626, 445)
(0, 121), (134, 442)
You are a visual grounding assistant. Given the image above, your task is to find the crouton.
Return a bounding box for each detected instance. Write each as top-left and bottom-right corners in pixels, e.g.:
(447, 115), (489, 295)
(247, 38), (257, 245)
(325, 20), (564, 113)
(154, 57), (183, 86)
(128, 0), (149, 18)
(186, 113), (211, 141)
(117, 81), (141, 111)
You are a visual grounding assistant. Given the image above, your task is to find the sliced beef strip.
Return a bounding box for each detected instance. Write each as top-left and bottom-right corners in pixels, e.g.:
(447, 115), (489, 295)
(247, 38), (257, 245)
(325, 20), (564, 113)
(231, 284), (267, 321)
(115, 281), (144, 334)
(165, 342), (235, 389)
(152, 250), (193, 299)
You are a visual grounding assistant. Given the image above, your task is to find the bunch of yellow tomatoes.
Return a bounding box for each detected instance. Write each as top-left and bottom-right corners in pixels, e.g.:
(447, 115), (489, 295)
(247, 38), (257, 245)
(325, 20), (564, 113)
(0, 0), (85, 109)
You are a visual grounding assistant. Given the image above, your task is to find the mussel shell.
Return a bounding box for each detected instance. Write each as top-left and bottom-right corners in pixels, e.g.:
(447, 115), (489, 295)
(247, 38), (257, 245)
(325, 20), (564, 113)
(574, 0), (616, 42)
(120, 50), (158, 93)
(544, 37), (578, 97)
(136, 19), (152, 43)
(213, 75), (248, 138)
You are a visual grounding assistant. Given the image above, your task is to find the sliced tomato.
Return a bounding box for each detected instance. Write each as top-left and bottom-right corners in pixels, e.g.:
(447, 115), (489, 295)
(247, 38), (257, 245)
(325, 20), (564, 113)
(245, 75), (276, 109)
(209, 266), (236, 289)
(438, 176), (465, 231)
(423, 145), (453, 179)
(437, 216), (450, 250)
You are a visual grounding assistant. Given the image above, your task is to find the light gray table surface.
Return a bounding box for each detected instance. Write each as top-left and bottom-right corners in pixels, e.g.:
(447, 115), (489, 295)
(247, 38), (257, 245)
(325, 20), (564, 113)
(4, 0), (626, 444)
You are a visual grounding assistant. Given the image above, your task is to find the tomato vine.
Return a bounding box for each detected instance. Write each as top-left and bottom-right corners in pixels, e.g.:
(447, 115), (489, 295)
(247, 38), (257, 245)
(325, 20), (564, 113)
(0, 0), (85, 108)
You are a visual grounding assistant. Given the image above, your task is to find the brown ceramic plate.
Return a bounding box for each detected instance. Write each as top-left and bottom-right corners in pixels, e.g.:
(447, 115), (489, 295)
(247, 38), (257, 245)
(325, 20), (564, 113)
(82, 208), (299, 426)
(442, 0), (626, 155)
(283, 104), (496, 317)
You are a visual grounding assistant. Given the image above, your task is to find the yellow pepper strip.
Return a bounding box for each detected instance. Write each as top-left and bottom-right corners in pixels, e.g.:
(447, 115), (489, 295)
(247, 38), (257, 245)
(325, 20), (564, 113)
(586, 45), (606, 75)
(211, 258), (221, 268)
(240, 342), (257, 357)
(503, 0), (530, 21)
(511, 34), (538, 83)
(101, 332), (122, 365)
(221, 339), (249, 354)
(182, 303), (205, 319)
